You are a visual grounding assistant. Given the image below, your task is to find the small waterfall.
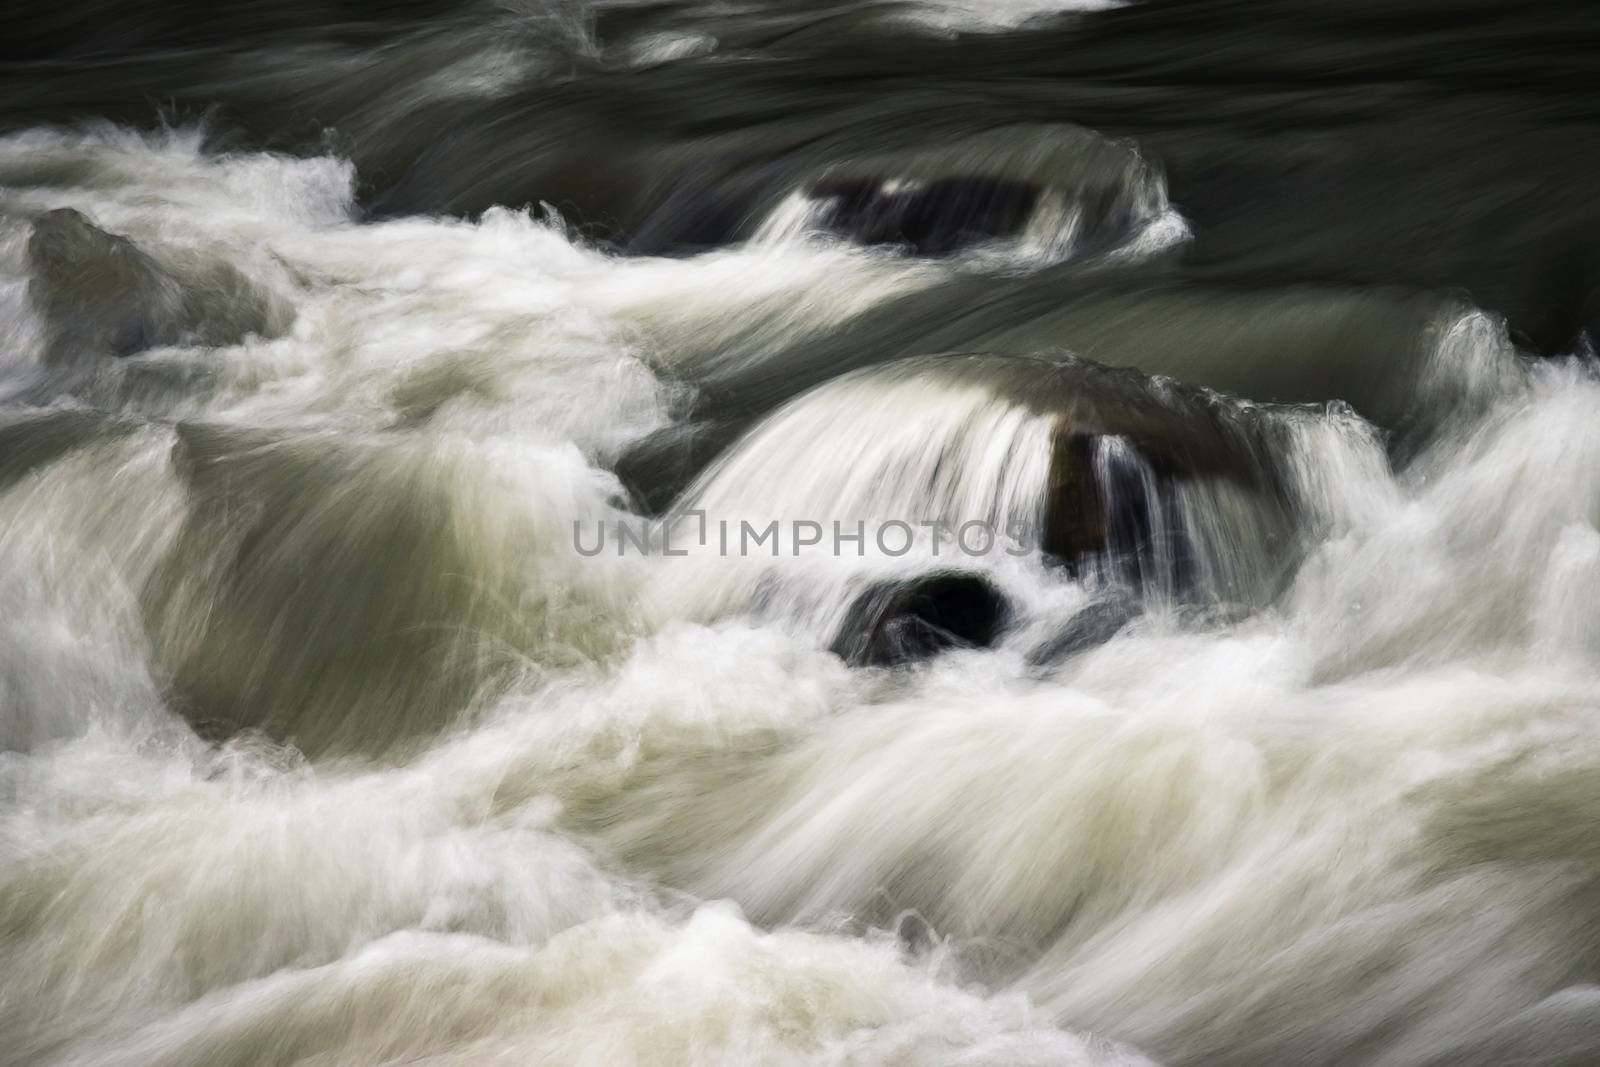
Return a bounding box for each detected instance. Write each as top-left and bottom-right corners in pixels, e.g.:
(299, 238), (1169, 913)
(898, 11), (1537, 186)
(1086, 434), (1184, 601)
(654, 354), (1297, 650)
(650, 361), (1061, 646)
(679, 365), (1059, 547)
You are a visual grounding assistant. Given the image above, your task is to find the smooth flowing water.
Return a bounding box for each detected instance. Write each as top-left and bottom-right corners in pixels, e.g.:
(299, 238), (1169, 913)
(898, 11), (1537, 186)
(4, 2), (1600, 1065)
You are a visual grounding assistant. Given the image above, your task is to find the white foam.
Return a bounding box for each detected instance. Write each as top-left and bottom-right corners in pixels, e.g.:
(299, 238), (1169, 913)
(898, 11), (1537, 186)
(6, 120), (1600, 1067)
(902, 0), (1125, 34)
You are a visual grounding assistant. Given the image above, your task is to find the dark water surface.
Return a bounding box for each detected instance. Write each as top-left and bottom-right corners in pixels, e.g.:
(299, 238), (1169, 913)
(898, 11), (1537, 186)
(4, 2), (1600, 1065)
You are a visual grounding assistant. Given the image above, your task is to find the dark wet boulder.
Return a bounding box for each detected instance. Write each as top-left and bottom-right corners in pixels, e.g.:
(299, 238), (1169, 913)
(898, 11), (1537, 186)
(28, 208), (185, 360)
(1042, 428), (1194, 594)
(613, 419), (748, 515)
(832, 571), (1009, 667)
(1042, 431), (1110, 565)
(27, 208), (291, 363)
(1027, 597), (1140, 666)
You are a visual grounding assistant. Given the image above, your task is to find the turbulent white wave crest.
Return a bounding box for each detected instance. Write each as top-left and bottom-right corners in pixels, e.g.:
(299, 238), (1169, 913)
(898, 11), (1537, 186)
(901, 0), (1125, 34)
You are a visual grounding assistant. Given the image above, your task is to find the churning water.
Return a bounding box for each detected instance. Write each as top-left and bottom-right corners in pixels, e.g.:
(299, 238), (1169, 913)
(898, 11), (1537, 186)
(4, 1), (1600, 1064)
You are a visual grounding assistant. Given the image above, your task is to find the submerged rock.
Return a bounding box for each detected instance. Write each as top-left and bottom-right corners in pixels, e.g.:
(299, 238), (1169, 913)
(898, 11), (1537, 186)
(631, 123), (1163, 258)
(613, 419), (747, 515)
(803, 175), (1040, 255)
(142, 422), (594, 756)
(27, 208), (291, 363)
(28, 208), (184, 360)
(1028, 597), (1141, 665)
(1043, 427), (1193, 593)
(832, 571), (1009, 667)
(0, 409), (140, 492)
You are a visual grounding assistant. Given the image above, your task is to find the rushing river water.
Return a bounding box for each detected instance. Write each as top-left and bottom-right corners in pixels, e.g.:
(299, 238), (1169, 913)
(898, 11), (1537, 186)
(4, 2), (1600, 1065)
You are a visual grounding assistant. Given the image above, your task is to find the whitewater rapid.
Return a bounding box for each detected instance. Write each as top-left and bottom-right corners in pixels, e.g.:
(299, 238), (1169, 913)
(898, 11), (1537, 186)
(4, 110), (1600, 1067)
